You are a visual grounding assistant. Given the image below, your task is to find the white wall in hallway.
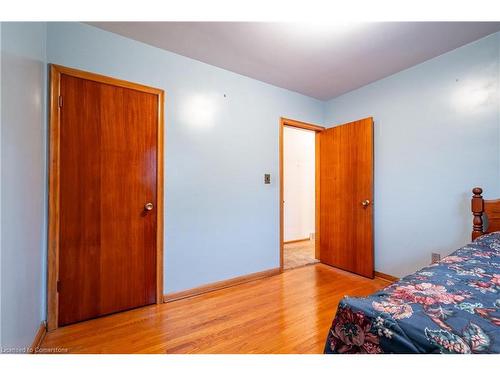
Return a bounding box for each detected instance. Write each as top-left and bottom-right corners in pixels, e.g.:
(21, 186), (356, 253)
(283, 127), (316, 242)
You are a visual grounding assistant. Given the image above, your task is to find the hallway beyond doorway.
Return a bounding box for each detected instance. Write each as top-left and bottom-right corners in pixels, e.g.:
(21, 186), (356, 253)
(283, 239), (319, 270)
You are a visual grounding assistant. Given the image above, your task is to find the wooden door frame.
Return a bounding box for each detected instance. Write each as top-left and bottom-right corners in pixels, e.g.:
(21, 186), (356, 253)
(47, 64), (165, 331)
(279, 117), (325, 272)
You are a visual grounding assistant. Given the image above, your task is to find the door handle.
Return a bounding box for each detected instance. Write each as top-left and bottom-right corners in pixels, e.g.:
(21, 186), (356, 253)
(361, 199), (371, 207)
(144, 202), (154, 211)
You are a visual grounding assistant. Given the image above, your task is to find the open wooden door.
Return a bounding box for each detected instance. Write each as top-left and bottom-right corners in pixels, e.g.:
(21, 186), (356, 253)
(319, 117), (374, 278)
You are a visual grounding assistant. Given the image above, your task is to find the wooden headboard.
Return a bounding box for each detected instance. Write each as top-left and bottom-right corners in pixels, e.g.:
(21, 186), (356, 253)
(471, 187), (500, 240)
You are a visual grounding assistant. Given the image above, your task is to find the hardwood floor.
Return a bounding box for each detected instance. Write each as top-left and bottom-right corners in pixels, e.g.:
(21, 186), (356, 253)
(40, 264), (391, 354)
(284, 239), (319, 270)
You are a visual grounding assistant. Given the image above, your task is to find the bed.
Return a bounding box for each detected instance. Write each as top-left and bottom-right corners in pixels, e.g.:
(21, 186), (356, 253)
(324, 187), (500, 354)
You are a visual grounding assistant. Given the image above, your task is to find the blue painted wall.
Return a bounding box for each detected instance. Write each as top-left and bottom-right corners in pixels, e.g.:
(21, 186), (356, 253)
(324, 33), (500, 278)
(1, 21), (3, 349)
(0, 22), (47, 349)
(46, 22), (324, 294)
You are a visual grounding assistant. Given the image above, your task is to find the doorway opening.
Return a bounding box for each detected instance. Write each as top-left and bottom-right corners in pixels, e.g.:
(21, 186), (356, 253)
(279, 118), (325, 271)
(279, 116), (374, 276)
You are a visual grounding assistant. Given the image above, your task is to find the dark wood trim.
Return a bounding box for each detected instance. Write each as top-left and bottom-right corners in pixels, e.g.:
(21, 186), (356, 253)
(156, 89), (165, 305)
(283, 238), (310, 244)
(315, 132), (320, 260)
(472, 187), (485, 240)
(163, 268), (280, 302)
(29, 322), (47, 353)
(281, 117), (326, 132)
(47, 64), (61, 331)
(471, 187), (500, 240)
(47, 64), (165, 331)
(279, 117), (325, 272)
(50, 65), (163, 95)
(279, 120), (284, 271)
(374, 271), (399, 282)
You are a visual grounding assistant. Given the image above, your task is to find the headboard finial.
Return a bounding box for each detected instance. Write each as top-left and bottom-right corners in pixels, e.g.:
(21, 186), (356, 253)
(471, 187), (484, 240)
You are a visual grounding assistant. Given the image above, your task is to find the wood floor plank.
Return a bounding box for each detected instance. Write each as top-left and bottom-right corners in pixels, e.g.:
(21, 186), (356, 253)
(40, 264), (391, 354)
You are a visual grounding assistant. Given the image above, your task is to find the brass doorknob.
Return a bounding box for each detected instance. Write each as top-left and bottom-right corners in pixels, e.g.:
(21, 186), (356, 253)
(144, 202), (154, 211)
(361, 199), (370, 207)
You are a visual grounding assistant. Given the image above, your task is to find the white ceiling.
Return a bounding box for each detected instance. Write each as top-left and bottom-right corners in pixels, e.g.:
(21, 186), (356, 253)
(88, 22), (500, 100)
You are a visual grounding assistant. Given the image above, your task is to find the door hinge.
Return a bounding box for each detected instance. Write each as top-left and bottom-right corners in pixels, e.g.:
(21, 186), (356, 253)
(58, 95), (63, 108)
(57, 280), (61, 293)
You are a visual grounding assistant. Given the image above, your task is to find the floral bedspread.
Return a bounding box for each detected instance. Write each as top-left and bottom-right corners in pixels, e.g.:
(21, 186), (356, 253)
(324, 232), (500, 354)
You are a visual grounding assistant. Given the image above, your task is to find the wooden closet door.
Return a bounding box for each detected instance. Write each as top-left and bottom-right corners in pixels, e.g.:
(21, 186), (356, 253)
(319, 117), (374, 278)
(58, 74), (158, 326)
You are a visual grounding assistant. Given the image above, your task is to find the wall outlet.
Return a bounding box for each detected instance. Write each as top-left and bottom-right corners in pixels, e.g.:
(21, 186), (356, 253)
(431, 252), (441, 264)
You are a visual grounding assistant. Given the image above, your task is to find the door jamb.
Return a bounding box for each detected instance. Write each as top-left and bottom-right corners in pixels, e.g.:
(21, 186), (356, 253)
(47, 64), (165, 331)
(279, 117), (325, 272)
